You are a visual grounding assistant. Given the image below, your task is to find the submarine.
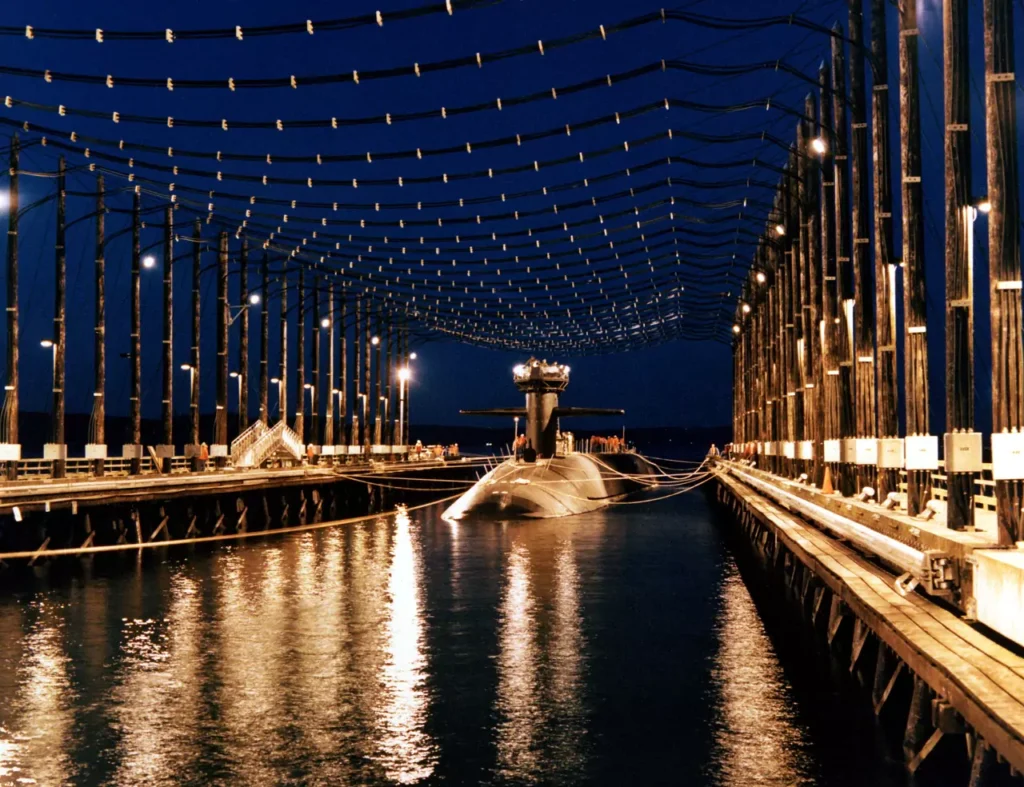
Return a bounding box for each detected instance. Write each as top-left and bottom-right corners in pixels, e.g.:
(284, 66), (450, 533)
(442, 358), (658, 520)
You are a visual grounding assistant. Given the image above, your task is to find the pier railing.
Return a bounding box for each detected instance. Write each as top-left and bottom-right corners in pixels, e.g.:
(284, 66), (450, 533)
(896, 461), (997, 513)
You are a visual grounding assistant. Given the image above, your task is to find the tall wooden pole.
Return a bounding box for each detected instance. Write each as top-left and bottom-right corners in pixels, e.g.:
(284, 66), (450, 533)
(804, 94), (824, 486)
(326, 281), (335, 447)
(353, 297), (362, 447)
(279, 264), (288, 424)
(900, 0), (932, 515)
(215, 231), (229, 463)
(3, 136), (18, 479)
(832, 26), (856, 496)
(312, 280), (321, 446)
(259, 252), (269, 424)
(51, 156), (66, 479)
(820, 62), (839, 485)
(386, 316), (394, 445)
(871, 0), (899, 499)
(295, 266), (305, 442)
(340, 289), (348, 448)
(129, 191), (142, 476)
(943, 0), (975, 529)
(161, 204), (173, 470)
(365, 304), (373, 452)
(984, 0), (1023, 545)
(238, 238), (249, 436)
(374, 306), (383, 445)
(91, 176), (105, 476)
(189, 219), (201, 470)
(849, 2), (876, 491)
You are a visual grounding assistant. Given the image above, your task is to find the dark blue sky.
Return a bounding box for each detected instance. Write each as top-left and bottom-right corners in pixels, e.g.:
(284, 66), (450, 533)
(0, 0), (1018, 431)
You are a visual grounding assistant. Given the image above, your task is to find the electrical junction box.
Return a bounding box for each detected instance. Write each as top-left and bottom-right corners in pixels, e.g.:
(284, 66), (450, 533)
(348, 445), (363, 455)
(877, 438), (904, 468)
(841, 438), (857, 464)
(905, 435), (939, 470)
(43, 443), (67, 460)
(783, 441), (795, 459)
(121, 443), (143, 460)
(84, 443), (107, 460)
(765, 441), (776, 456)
(321, 445), (336, 456)
(797, 441), (814, 460)
(0, 443), (20, 461)
(854, 438), (877, 465)
(756, 442), (763, 455)
(992, 432), (1024, 480)
(209, 444), (228, 458)
(154, 444), (174, 459)
(824, 439), (841, 463)
(944, 432), (983, 473)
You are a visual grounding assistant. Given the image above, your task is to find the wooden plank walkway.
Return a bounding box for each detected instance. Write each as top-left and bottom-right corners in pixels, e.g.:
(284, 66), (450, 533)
(718, 469), (1024, 774)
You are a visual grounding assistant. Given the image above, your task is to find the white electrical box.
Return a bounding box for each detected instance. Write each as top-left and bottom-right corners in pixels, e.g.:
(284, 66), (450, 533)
(797, 440), (814, 460)
(84, 443), (107, 460)
(824, 439), (841, 463)
(321, 445), (336, 456)
(854, 438), (877, 465)
(756, 442), (763, 454)
(0, 443), (20, 461)
(992, 432), (1024, 480)
(765, 441), (775, 456)
(209, 444), (228, 458)
(905, 435), (939, 470)
(877, 438), (904, 468)
(121, 443), (143, 459)
(944, 432), (983, 473)
(783, 441), (795, 459)
(840, 438), (857, 463)
(154, 444), (174, 459)
(43, 443), (67, 460)
(348, 445), (363, 455)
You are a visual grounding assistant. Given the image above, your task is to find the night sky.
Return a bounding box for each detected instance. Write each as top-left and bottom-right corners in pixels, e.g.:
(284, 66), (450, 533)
(0, 0), (1016, 432)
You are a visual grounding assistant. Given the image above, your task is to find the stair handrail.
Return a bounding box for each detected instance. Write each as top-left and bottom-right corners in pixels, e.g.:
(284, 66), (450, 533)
(230, 420), (268, 462)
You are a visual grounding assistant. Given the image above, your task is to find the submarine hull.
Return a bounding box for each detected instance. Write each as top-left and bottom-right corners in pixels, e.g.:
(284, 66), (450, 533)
(442, 452), (657, 520)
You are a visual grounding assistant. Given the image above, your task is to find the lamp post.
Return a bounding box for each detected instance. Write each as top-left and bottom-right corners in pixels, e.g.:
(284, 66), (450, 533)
(230, 371), (243, 435)
(398, 367), (410, 449)
(271, 377), (283, 420)
(380, 395), (388, 441)
(513, 415), (519, 447)
(180, 363), (198, 469)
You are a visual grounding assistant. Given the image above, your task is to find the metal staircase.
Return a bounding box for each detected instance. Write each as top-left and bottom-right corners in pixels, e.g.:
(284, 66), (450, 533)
(232, 420), (304, 468)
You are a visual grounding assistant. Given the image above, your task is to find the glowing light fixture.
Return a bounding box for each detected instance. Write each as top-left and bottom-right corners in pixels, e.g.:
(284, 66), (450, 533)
(741, 303), (751, 314)
(811, 137), (826, 154)
(399, 367), (411, 381)
(756, 271), (766, 284)
(180, 363), (191, 371)
(371, 335), (380, 345)
(977, 198), (992, 214)
(513, 364), (525, 375)
(774, 223), (786, 236)
(321, 317), (330, 328)
(249, 293), (261, 305)
(142, 255), (156, 269)
(39, 339), (54, 348)
(732, 324), (741, 334)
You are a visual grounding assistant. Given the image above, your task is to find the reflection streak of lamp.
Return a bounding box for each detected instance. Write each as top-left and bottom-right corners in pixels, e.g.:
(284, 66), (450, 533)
(709, 565), (811, 785)
(374, 506), (436, 783)
(495, 542), (539, 779)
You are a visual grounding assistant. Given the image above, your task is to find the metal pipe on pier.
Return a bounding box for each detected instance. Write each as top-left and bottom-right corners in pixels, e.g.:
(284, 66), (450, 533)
(374, 306), (383, 445)
(386, 316), (393, 446)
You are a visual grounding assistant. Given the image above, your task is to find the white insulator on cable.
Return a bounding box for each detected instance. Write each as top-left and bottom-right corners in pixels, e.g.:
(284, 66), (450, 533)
(466, 142), (471, 153)
(533, 160), (539, 171)
(166, 77), (174, 91)
(290, 75), (297, 88)
(112, 111), (120, 123)
(579, 152), (585, 162)
(352, 70), (359, 84)
(262, 175), (267, 185)
(441, 107), (447, 118)
(488, 168), (493, 178)
(376, 10), (383, 26)
(307, 178), (313, 187)
(398, 176), (403, 186)
(623, 140), (629, 152)
(443, 173), (448, 183)
(95, 29), (104, 43)
(165, 29), (174, 43)
(24, 26), (34, 39)
(221, 119), (228, 130)
(386, 113), (392, 124)
(84, 147), (90, 157)
(476, 52), (482, 67)
(414, 62), (421, 77)
(167, 116), (174, 127)
(352, 178), (358, 188)
(228, 78), (235, 91)
(106, 75), (114, 88)
(331, 117), (337, 128)
(2, 96), (9, 108)
(416, 148), (422, 159)
(537, 40), (545, 55)
(276, 119), (283, 130)
(307, 20), (314, 34)
(366, 151), (372, 163)
(58, 104), (65, 116)
(446, 0), (453, 13)
(235, 26), (243, 40)
(606, 74), (612, 86)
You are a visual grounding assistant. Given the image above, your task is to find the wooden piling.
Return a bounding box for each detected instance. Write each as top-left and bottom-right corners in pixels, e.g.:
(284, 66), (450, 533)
(364, 302), (372, 453)
(215, 232), (228, 462)
(259, 252), (269, 425)
(374, 306), (383, 445)
(353, 297), (362, 447)
(849, 2), (876, 492)
(279, 262), (288, 424)
(90, 176), (105, 476)
(804, 94), (824, 486)
(190, 219), (201, 469)
(943, 0), (975, 530)
(311, 279), (321, 446)
(52, 157), (66, 479)
(325, 281), (335, 447)
(129, 191), (141, 476)
(238, 238), (249, 437)
(871, 0), (899, 500)
(295, 266), (305, 442)
(340, 288), (348, 448)
(161, 205), (173, 470)
(984, 0), (1023, 544)
(386, 316), (393, 445)
(899, 0), (932, 515)
(820, 62), (839, 486)
(3, 135), (18, 479)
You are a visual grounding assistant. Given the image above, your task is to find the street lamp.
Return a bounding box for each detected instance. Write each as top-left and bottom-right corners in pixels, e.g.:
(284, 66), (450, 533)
(230, 371), (243, 434)
(410, 352), (418, 360)
(371, 335), (380, 346)
(320, 317), (330, 329)
(513, 415), (519, 446)
(142, 255), (157, 270)
(40, 339), (57, 389)
(304, 383), (316, 435)
(398, 367), (411, 448)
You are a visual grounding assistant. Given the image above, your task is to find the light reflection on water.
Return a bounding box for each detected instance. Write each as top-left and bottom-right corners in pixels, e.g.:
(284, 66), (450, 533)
(0, 496), (900, 786)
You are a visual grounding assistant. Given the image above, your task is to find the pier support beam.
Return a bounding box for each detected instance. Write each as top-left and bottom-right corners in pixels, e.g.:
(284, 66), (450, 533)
(353, 297), (362, 448)
(325, 282), (335, 448)
(238, 238), (249, 437)
(340, 288), (348, 453)
(295, 266), (305, 443)
(128, 190), (142, 476)
(161, 205), (173, 472)
(259, 252), (269, 425)
(89, 176), (105, 477)
(51, 156), (67, 480)
(2, 135), (19, 480)
(189, 219), (201, 471)
(215, 232), (228, 467)
(279, 262), (288, 425)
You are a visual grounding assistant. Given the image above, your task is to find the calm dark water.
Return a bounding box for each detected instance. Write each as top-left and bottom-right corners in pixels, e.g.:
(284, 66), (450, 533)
(0, 488), (909, 786)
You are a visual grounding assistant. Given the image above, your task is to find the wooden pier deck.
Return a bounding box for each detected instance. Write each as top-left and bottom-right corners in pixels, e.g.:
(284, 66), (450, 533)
(715, 462), (1024, 779)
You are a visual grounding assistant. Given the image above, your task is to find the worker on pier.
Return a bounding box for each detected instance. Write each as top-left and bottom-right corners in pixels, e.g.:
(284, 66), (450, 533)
(199, 442), (209, 470)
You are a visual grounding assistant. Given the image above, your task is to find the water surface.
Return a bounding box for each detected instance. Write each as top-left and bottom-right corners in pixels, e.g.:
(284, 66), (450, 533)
(0, 490), (907, 785)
